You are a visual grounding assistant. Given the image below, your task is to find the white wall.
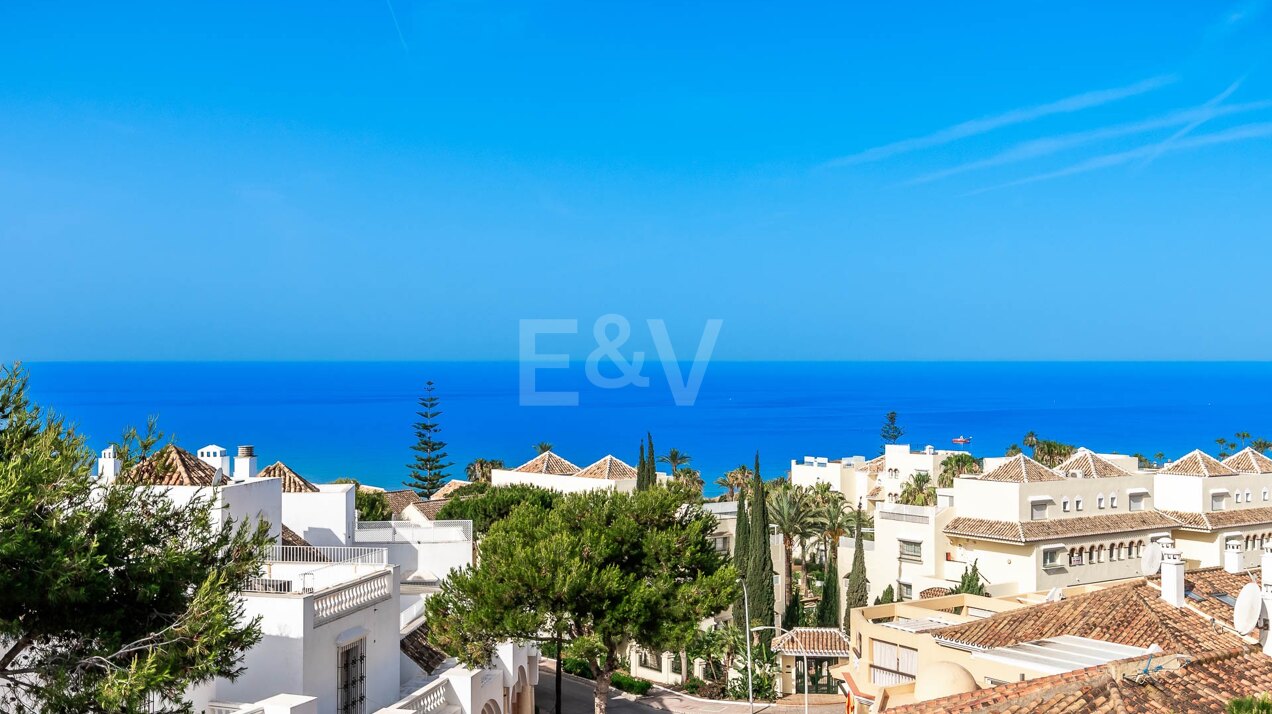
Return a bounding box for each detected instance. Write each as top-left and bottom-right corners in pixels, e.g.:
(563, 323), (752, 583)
(283, 484), (356, 546)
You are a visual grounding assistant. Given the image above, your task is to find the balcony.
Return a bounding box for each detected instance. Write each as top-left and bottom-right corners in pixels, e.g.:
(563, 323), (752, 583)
(243, 545), (389, 594)
(356, 520), (473, 543)
(869, 666), (915, 687)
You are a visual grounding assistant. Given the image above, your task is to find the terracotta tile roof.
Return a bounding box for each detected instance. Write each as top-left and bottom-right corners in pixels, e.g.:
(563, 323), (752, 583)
(257, 461), (319, 493)
(401, 625), (448, 674)
(861, 455), (887, 473)
(919, 587), (951, 599)
(280, 524), (313, 547)
(770, 627), (853, 657)
(1158, 506), (1272, 531)
(944, 511), (1177, 544)
(887, 646), (1272, 714)
(512, 451), (581, 475)
(1054, 449), (1134, 478)
(431, 479), (471, 500)
(123, 445), (219, 487)
(574, 455), (638, 480)
(1160, 450), (1237, 477)
(1224, 447), (1272, 474)
(415, 499), (449, 520)
(866, 485), (884, 500)
(1153, 566), (1249, 625)
(979, 454), (1064, 483)
(931, 579), (1246, 654)
(382, 489), (424, 519)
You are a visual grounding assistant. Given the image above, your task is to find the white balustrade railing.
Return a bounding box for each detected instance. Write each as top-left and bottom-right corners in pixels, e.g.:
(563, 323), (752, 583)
(356, 520), (473, 543)
(314, 570), (393, 626)
(266, 545), (388, 565)
(404, 678), (451, 714)
(208, 704), (265, 714)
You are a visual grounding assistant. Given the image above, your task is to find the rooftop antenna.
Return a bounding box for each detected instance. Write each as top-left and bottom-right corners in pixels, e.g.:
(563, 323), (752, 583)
(1140, 541), (1164, 577)
(1234, 582), (1263, 636)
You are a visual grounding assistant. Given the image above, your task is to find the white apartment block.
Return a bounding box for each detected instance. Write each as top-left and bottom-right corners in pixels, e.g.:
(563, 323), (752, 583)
(87, 443), (536, 714)
(833, 445), (1272, 610)
(792, 444), (969, 512)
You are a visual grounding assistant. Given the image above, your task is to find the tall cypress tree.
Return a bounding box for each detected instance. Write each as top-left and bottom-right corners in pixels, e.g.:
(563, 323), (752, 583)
(745, 453), (775, 636)
(815, 557), (840, 626)
(637, 441), (648, 491)
(843, 503), (869, 632)
(646, 432), (656, 486)
(405, 381), (452, 498)
(732, 489), (750, 624)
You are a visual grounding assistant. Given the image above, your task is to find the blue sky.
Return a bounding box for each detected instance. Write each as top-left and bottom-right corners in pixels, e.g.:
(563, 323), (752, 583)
(3, 1), (1271, 361)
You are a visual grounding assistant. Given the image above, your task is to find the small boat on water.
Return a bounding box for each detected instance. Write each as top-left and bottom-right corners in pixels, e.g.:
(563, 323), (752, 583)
(951, 435), (973, 445)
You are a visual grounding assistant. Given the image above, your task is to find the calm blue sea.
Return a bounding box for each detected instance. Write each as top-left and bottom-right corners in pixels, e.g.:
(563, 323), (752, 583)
(22, 361), (1272, 496)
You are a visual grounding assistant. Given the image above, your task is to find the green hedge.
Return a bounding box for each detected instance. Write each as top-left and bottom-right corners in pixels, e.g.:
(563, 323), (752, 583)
(559, 658), (651, 696)
(611, 672), (652, 696)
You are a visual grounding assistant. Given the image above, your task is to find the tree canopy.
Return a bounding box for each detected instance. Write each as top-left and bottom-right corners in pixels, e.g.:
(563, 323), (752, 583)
(425, 486), (736, 714)
(332, 478), (393, 522)
(433, 483), (561, 537)
(0, 364), (272, 713)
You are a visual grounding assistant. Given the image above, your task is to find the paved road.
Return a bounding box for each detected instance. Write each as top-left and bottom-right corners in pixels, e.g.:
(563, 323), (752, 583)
(534, 662), (844, 714)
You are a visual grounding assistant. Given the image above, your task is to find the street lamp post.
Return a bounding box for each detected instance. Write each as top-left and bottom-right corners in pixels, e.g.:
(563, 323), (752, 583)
(739, 577), (754, 714)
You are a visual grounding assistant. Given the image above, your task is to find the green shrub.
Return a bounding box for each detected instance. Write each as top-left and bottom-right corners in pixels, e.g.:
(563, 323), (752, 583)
(612, 672), (652, 696)
(561, 658), (592, 678)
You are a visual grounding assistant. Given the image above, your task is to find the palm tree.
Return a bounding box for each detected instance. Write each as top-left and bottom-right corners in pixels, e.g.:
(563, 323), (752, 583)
(1254, 440), (1272, 455)
(726, 464), (753, 500)
(533, 441), (553, 455)
(465, 458), (505, 484)
(658, 448), (691, 478)
(815, 495), (852, 611)
(768, 484), (816, 606)
(938, 453), (980, 488)
(675, 466), (704, 493)
(1023, 431), (1038, 450)
(898, 471), (937, 506)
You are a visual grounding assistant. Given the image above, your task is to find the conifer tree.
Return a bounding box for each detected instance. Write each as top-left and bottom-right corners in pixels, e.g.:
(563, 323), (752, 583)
(815, 556), (840, 627)
(732, 488), (750, 624)
(843, 503), (869, 631)
(637, 441), (648, 491)
(744, 453), (775, 635)
(949, 560), (987, 596)
(782, 585), (803, 629)
(646, 432), (656, 487)
(873, 584), (895, 606)
(405, 381), (452, 497)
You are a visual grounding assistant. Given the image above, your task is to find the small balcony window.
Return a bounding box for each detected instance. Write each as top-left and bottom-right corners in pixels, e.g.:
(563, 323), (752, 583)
(898, 582), (913, 600)
(1031, 502), (1048, 520)
(1042, 549), (1061, 568)
(1212, 493), (1228, 511)
(899, 541), (922, 562)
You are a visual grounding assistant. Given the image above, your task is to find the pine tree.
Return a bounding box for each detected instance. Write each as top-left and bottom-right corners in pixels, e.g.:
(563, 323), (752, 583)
(843, 503), (869, 632)
(732, 489), (750, 624)
(815, 556), (840, 627)
(744, 453), (775, 637)
(873, 584), (895, 606)
(949, 560), (987, 596)
(405, 381), (452, 497)
(880, 411), (904, 445)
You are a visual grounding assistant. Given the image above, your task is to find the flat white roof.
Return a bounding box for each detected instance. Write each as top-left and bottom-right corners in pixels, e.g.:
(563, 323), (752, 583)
(970, 635), (1149, 675)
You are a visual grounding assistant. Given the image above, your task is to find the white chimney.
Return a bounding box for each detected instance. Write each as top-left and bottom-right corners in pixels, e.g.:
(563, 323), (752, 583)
(198, 445), (232, 479)
(1226, 538), (1245, 574)
(233, 445), (258, 481)
(98, 446), (120, 482)
(1160, 538), (1185, 608)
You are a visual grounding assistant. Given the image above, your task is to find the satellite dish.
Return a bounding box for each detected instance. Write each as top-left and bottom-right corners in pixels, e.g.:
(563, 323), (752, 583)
(1141, 542), (1164, 576)
(1044, 587), (1063, 603)
(1234, 583), (1263, 635)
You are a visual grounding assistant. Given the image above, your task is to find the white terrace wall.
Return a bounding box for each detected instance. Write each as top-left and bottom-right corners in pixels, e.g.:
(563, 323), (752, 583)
(146, 479), (283, 541)
(283, 484), (356, 546)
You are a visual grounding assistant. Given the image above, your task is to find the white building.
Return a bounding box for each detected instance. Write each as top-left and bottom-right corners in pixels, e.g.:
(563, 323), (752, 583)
(90, 444), (535, 714)
(836, 444), (1272, 609)
(792, 444), (970, 512)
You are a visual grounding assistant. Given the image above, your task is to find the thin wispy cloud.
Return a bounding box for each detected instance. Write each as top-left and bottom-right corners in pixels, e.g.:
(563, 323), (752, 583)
(966, 122), (1272, 195)
(1137, 77), (1245, 169)
(907, 97), (1272, 185)
(825, 75), (1177, 167)
(385, 0), (410, 53)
